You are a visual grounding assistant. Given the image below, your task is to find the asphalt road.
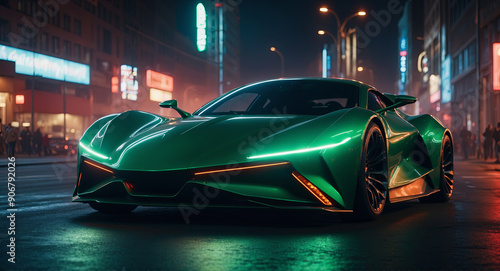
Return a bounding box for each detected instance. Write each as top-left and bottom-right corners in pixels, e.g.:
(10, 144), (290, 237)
(0, 158), (499, 270)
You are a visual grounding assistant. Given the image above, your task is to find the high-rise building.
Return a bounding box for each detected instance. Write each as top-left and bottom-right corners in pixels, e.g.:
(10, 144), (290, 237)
(0, 0), (240, 139)
(420, 0), (500, 157)
(397, 0), (423, 114)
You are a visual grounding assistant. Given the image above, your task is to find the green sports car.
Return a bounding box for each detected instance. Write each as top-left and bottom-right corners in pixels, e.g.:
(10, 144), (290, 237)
(73, 78), (454, 221)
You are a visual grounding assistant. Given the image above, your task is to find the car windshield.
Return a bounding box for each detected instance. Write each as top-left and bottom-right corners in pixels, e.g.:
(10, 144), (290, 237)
(194, 79), (359, 116)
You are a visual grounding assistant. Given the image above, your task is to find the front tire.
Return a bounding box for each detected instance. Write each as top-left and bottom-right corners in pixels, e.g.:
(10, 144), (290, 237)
(344, 123), (388, 221)
(89, 202), (137, 214)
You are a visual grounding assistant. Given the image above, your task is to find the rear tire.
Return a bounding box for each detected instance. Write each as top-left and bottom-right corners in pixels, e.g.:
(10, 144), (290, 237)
(342, 123), (388, 221)
(419, 135), (453, 203)
(89, 202), (137, 214)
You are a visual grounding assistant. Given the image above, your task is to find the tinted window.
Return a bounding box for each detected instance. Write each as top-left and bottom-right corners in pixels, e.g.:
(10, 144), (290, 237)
(195, 80), (359, 116)
(367, 91), (385, 111)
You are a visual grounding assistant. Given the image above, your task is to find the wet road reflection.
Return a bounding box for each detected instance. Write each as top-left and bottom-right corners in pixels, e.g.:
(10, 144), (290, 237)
(2, 159), (499, 270)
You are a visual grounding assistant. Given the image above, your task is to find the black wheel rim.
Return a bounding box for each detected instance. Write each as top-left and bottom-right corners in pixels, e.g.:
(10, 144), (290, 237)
(442, 139), (454, 197)
(365, 130), (388, 213)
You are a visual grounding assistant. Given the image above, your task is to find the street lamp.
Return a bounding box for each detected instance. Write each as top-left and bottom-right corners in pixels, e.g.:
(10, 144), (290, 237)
(270, 46), (285, 77)
(317, 29), (337, 45)
(318, 30), (337, 78)
(319, 7), (366, 78)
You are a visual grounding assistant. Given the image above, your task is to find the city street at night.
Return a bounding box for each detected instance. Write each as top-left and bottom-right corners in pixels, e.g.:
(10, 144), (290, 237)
(1, 0), (500, 270)
(1, 157), (499, 270)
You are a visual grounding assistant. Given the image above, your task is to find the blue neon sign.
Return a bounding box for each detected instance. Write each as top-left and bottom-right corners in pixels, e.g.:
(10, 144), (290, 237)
(0, 45), (90, 85)
(399, 37), (407, 85)
(441, 56), (451, 103)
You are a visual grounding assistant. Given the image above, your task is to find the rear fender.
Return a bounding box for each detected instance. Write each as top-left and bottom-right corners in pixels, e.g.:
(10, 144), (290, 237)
(401, 112), (450, 188)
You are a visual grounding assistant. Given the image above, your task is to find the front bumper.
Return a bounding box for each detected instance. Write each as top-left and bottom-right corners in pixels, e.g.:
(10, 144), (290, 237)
(72, 158), (352, 212)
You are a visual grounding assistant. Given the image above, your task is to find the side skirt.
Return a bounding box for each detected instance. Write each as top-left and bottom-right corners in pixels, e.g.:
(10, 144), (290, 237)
(388, 177), (439, 203)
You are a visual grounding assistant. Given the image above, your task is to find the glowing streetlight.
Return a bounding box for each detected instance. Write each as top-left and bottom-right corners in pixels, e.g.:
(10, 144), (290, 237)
(270, 46), (284, 77)
(319, 6), (366, 78)
(357, 66), (364, 72)
(318, 29), (337, 44)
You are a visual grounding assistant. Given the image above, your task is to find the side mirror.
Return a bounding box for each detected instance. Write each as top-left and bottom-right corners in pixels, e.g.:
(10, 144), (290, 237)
(159, 100), (178, 108)
(159, 100), (191, 119)
(376, 95), (417, 113)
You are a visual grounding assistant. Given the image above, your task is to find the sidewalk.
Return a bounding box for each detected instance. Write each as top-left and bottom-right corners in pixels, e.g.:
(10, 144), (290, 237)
(0, 154), (77, 167)
(452, 156), (500, 172)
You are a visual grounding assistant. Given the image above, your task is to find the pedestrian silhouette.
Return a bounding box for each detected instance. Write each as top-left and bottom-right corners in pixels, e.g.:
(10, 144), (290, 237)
(460, 126), (471, 159)
(493, 123), (500, 163)
(483, 124), (494, 160)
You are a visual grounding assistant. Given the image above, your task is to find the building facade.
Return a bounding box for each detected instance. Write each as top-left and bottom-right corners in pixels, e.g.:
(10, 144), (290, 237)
(397, 0), (423, 115)
(478, 0), (500, 136)
(0, 0), (240, 140)
(418, 0), (500, 157)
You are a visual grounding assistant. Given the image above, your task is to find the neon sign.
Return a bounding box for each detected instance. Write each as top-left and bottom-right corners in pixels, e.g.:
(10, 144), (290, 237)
(494, 43), (500, 91)
(120, 65), (138, 101)
(196, 3), (207, 52)
(400, 37), (407, 85)
(441, 56), (451, 103)
(15, 95), (24, 105)
(0, 45), (90, 85)
(146, 70), (173, 91)
(150, 88), (172, 102)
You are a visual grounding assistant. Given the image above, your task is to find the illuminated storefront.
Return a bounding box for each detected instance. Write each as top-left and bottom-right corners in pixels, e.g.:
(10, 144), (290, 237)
(0, 45), (90, 139)
(147, 70), (173, 102)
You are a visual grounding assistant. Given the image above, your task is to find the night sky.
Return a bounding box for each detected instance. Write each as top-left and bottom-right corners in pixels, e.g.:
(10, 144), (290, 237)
(177, 0), (405, 93)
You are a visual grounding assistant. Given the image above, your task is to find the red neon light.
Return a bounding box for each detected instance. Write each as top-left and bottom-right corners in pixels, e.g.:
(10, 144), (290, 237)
(124, 182), (134, 191)
(111, 76), (119, 93)
(493, 43), (500, 91)
(146, 70), (173, 91)
(15, 95), (24, 105)
(400, 51), (407, 57)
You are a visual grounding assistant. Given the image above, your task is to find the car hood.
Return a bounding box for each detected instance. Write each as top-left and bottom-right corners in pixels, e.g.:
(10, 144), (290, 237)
(86, 111), (350, 171)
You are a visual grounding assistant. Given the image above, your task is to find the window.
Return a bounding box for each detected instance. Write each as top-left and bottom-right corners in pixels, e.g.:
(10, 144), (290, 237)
(51, 13), (60, 27)
(63, 40), (71, 58)
(467, 42), (475, 67)
(367, 91), (386, 111)
(102, 28), (112, 54)
(16, 23), (28, 46)
(116, 37), (120, 57)
(41, 32), (49, 51)
(458, 52), (463, 73)
(17, 0), (25, 12)
(211, 93), (259, 114)
(114, 14), (120, 29)
(74, 44), (81, 60)
(196, 80), (359, 116)
(74, 19), (81, 36)
(52, 36), (59, 54)
(0, 19), (8, 42)
(63, 14), (71, 31)
(83, 46), (89, 63)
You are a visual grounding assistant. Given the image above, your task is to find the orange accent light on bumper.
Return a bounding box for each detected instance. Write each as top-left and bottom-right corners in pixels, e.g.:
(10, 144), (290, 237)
(292, 171), (333, 206)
